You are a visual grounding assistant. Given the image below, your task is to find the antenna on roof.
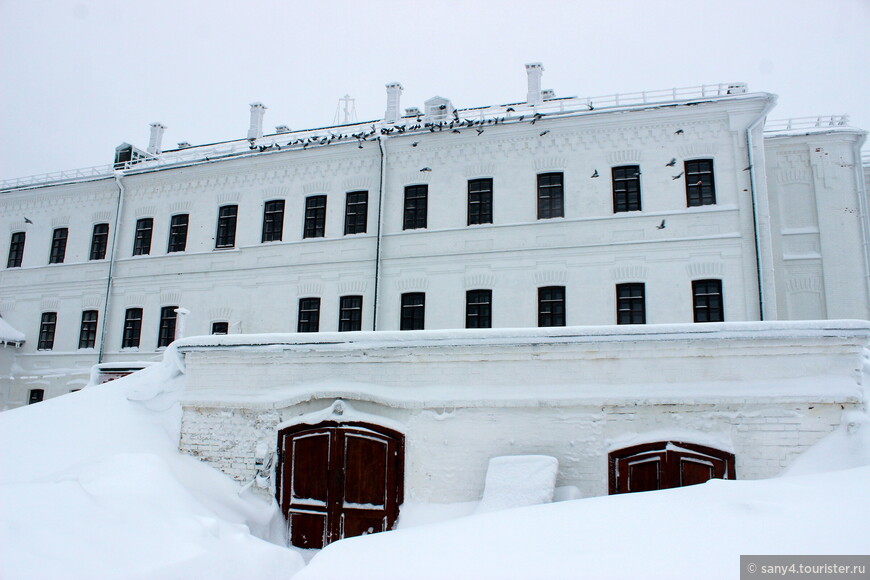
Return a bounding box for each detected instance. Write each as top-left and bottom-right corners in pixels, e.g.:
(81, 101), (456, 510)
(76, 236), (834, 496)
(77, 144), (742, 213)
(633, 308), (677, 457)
(334, 94), (357, 125)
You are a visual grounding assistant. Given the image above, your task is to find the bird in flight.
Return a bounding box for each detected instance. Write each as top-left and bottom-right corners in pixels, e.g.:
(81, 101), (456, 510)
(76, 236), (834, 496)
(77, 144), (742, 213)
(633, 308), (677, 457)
(24, 217), (33, 224)
(674, 129), (684, 135)
(656, 219), (666, 229)
(591, 169), (599, 178)
(666, 158), (676, 167)
(672, 172), (683, 180)
(420, 167), (432, 172)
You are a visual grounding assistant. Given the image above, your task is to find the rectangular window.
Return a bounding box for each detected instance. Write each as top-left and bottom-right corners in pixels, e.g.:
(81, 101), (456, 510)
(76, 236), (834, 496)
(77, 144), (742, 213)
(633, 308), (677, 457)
(304, 196), (327, 239)
(616, 283), (646, 325)
(685, 159), (716, 207)
(78, 310), (98, 349)
(297, 298), (321, 332)
(28, 389), (44, 405)
(612, 166), (642, 213)
(211, 321), (229, 335)
(400, 292), (425, 330)
(89, 223), (109, 260)
(133, 218), (153, 256)
(538, 286), (566, 327)
(344, 191), (369, 235)
(403, 185), (428, 230)
(49, 228), (68, 264)
(168, 214), (189, 253)
(537, 173), (564, 219)
(261, 200), (285, 242)
(216, 205), (238, 248)
(38, 312), (57, 350)
(6, 231), (25, 268)
(465, 289), (492, 328)
(122, 308), (143, 348)
(467, 179), (493, 225)
(158, 306), (178, 348)
(339, 295), (363, 332)
(693, 279), (724, 322)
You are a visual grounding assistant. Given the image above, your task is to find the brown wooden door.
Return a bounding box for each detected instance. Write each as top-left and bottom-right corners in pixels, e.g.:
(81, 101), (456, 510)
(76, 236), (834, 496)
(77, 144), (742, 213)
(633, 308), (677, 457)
(277, 422), (404, 549)
(609, 441), (735, 494)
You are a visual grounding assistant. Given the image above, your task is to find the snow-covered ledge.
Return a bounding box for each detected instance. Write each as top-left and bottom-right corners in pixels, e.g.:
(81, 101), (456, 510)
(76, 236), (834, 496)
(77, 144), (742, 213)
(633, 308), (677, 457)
(175, 320), (869, 501)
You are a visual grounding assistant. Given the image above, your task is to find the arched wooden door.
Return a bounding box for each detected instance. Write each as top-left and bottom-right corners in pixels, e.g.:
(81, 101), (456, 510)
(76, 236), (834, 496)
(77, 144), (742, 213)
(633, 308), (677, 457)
(609, 441), (735, 495)
(276, 421), (404, 549)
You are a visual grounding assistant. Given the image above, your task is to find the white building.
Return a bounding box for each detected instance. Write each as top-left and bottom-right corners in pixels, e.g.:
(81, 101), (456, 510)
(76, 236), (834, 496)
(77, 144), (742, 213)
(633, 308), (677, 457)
(1, 66), (868, 409)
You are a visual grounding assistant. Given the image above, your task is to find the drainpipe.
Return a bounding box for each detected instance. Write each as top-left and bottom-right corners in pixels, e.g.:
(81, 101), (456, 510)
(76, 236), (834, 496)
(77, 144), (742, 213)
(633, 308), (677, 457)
(373, 136), (387, 331)
(850, 134), (870, 315)
(745, 94), (778, 321)
(98, 172), (126, 363)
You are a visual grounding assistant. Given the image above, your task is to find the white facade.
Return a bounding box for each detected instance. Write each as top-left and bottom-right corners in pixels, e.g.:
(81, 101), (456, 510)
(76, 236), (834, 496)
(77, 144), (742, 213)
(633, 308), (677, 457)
(0, 73), (868, 408)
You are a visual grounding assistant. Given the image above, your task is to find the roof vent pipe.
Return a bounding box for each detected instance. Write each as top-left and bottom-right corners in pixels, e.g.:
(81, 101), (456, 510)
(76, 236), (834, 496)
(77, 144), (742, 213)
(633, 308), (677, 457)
(526, 63), (544, 106)
(247, 102), (267, 140)
(147, 122), (166, 155)
(384, 82), (403, 124)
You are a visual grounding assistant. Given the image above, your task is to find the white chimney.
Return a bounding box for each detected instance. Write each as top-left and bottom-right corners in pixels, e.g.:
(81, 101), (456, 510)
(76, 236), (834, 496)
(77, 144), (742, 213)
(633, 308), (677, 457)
(526, 63), (544, 106)
(384, 82), (403, 124)
(247, 102), (267, 140)
(147, 122), (166, 155)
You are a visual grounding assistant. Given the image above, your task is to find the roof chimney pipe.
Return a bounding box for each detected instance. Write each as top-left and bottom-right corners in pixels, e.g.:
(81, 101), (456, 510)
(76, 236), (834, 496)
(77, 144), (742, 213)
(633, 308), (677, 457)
(384, 82), (403, 124)
(247, 102), (267, 140)
(147, 122), (166, 155)
(526, 63), (544, 106)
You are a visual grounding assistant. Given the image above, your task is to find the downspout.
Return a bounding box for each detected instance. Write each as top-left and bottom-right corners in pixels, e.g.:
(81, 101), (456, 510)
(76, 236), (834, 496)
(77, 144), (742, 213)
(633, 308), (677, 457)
(98, 172), (126, 363)
(745, 95), (778, 321)
(851, 134), (870, 314)
(373, 136), (387, 331)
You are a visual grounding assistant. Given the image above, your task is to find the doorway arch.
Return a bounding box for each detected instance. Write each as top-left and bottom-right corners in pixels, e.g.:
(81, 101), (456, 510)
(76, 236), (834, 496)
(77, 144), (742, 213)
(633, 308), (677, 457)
(609, 441), (735, 495)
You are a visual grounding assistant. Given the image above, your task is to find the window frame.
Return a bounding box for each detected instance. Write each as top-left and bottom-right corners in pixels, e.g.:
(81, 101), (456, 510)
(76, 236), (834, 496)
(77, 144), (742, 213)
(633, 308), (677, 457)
(297, 297), (321, 332)
(403, 185), (428, 230)
(28, 389), (44, 405)
(38, 312), (57, 351)
(211, 321), (229, 335)
(465, 289), (492, 328)
(215, 205), (238, 249)
(537, 172), (564, 220)
(133, 218), (154, 256)
(339, 295), (363, 332)
(538, 286), (566, 327)
(262, 200), (285, 243)
(6, 231), (25, 268)
(616, 283), (646, 325)
(157, 306), (178, 348)
(303, 195), (327, 239)
(167, 214), (189, 253)
(122, 308), (143, 349)
(467, 178), (493, 226)
(89, 223), (109, 261)
(692, 279), (724, 322)
(78, 310), (99, 349)
(400, 292), (425, 330)
(612, 165), (642, 213)
(685, 159), (716, 207)
(49, 227), (68, 264)
(344, 191), (369, 235)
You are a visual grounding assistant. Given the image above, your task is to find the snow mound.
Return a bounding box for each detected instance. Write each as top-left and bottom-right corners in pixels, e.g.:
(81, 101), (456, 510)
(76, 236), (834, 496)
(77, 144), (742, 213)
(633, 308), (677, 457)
(780, 410), (870, 477)
(0, 349), (304, 580)
(473, 455), (558, 514)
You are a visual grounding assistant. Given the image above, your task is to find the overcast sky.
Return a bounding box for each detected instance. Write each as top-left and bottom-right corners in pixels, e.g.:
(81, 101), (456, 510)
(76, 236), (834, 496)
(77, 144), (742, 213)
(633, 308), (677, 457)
(1, 0), (867, 181)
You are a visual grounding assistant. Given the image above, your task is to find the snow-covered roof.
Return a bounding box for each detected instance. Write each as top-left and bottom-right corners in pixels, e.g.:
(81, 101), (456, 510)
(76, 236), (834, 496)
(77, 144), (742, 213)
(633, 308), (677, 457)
(764, 115), (864, 139)
(0, 317), (25, 346)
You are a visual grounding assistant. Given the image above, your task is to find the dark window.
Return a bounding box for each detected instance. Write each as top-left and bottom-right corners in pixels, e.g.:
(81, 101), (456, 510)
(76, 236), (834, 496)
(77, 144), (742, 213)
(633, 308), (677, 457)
(78, 310), (98, 349)
(465, 289), (492, 328)
(344, 191), (368, 235)
(168, 214), (189, 253)
(262, 200), (285, 242)
(211, 321), (229, 335)
(38, 312), (57, 350)
(339, 295), (363, 332)
(297, 298), (321, 332)
(303, 196), (327, 239)
(403, 185), (428, 230)
(612, 166), (642, 213)
(133, 218), (153, 256)
(28, 389), (44, 405)
(400, 292), (425, 330)
(6, 231), (25, 268)
(122, 308), (143, 348)
(538, 286), (566, 327)
(609, 441), (736, 495)
(49, 228), (68, 264)
(216, 205), (238, 248)
(693, 279), (724, 322)
(616, 283), (646, 325)
(537, 173), (564, 219)
(158, 306), (178, 348)
(685, 159), (716, 207)
(89, 223), (109, 260)
(467, 179), (493, 225)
